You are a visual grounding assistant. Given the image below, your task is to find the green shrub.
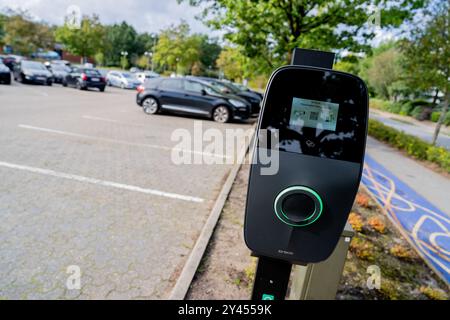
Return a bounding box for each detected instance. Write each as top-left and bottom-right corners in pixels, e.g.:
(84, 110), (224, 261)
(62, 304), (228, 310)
(427, 147), (450, 172)
(445, 112), (450, 126)
(370, 98), (389, 110)
(431, 112), (441, 123)
(368, 119), (450, 173)
(400, 101), (415, 116)
(386, 102), (402, 114)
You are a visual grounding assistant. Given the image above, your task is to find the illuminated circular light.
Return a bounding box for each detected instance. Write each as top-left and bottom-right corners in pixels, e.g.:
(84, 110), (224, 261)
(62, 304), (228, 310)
(273, 186), (323, 227)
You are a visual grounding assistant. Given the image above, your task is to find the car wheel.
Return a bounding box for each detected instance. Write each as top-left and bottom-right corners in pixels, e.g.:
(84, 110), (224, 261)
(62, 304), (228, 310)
(120, 82), (126, 89)
(142, 97), (159, 115)
(62, 80), (67, 87)
(47, 80), (52, 86)
(76, 81), (85, 90)
(212, 106), (230, 123)
(99, 87), (105, 92)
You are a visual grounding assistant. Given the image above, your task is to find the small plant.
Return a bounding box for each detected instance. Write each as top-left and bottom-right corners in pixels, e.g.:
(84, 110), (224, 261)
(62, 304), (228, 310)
(348, 212), (364, 232)
(389, 244), (417, 261)
(355, 193), (371, 208)
(367, 216), (387, 234)
(349, 237), (375, 261)
(419, 286), (448, 300)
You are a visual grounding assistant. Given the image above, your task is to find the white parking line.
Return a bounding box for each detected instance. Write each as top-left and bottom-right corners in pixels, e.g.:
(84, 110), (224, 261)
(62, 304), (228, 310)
(0, 161), (204, 203)
(18, 124), (230, 160)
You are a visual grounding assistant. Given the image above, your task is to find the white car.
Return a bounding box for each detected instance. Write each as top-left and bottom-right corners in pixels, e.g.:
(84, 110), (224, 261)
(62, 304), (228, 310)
(135, 71), (160, 84)
(106, 71), (141, 89)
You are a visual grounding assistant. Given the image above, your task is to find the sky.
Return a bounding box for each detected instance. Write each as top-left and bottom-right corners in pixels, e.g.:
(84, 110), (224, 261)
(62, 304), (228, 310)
(0, 0), (213, 35)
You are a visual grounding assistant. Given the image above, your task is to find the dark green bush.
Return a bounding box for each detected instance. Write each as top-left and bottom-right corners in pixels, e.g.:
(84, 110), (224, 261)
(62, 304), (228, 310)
(368, 119), (450, 172)
(400, 101), (415, 116)
(431, 112), (441, 123)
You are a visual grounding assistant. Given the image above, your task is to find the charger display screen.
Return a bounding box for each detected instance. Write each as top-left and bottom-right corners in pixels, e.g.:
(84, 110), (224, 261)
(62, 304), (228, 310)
(290, 98), (339, 132)
(260, 67), (368, 163)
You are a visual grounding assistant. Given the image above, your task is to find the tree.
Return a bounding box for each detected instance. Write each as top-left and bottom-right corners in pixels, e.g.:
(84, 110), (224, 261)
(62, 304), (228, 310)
(153, 22), (201, 75)
(0, 14), (6, 47)
(3, 11), (55, 55)
(102, 22), (139, 66)
(199, 35), (221, 70)
(366, 46), (403, 100)
(181, 0), (427, 74)
(216, 47), (246, 81)
(400, 1), (449, 144)
(55, 14), (104, 63)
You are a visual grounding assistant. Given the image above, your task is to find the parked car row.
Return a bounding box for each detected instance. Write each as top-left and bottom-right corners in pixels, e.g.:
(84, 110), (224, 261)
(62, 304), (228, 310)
(1, 56), (262, 124)
(136, 76), (263, 123)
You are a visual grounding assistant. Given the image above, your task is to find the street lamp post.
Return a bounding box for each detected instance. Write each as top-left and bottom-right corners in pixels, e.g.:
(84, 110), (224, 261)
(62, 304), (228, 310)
(120, 51), (128, 70)
(144, 51), (154, 72)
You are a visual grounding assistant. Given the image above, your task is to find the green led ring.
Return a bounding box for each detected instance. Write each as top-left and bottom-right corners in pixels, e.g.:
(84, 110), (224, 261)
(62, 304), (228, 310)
(273, 186), (323, 227)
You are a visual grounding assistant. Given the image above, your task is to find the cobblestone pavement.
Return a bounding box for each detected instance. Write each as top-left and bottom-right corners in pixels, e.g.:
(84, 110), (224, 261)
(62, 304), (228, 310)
(0, 81), (253, 299)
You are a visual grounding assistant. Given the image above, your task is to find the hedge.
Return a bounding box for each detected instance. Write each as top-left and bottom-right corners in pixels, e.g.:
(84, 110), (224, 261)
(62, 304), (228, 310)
(368, 119), (450, 173)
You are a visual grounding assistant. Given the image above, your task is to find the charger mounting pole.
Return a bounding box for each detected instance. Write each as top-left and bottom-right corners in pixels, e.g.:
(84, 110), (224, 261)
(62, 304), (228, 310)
(250, 48), (336, 301)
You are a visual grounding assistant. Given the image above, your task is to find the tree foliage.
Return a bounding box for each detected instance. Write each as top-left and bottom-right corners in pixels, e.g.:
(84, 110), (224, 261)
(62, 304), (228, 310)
(3, 11), (54, 55)
(153, 22), (202, 75)
(181, 0), (427, 73)
(399, 1), (449, 144)
(55, 14), (104, 61)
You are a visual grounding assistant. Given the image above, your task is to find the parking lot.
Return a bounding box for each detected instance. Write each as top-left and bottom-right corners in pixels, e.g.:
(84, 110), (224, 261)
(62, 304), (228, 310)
(0, 81), (253, 299)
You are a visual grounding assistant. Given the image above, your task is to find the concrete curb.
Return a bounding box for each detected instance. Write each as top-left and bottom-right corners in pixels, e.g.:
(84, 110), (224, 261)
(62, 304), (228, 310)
(168, 130), (255, 300)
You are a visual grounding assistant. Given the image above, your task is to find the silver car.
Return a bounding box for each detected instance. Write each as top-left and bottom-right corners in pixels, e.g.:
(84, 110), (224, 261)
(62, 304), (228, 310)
(106, 71), (141, 89)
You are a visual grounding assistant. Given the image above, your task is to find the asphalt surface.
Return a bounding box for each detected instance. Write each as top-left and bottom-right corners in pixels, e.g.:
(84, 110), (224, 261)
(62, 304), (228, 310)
(370, 111), (450, 149)
(0, 80), (253, 299)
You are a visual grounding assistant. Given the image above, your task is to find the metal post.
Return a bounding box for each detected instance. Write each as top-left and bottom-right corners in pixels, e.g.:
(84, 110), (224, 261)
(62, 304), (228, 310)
(288, 223), (354, 300)
(251, 256), (293, 300)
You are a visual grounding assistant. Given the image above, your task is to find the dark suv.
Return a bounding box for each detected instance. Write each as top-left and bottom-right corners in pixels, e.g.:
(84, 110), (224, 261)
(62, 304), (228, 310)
(136, 77), (251, 123)
(63, 67), (106, 91)
(188, 76), (262, 116)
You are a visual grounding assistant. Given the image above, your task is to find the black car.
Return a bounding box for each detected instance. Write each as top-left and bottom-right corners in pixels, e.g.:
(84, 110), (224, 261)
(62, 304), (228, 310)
(188, 76), (262, 116)
(0, 55), (19, 71)
(13, 60), (53, 85)
(50, 63), (70, 84)
(136, 77), (251, 123)
(0, 58), (11, 84)
(63, 67), (106, 91)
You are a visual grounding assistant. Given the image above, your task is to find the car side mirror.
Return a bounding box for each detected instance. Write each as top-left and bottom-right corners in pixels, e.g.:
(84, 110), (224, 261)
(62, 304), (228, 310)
(201, 89), (207, 96)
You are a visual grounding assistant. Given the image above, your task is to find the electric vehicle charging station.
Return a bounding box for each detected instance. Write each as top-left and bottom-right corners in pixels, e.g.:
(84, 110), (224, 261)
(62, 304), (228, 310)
(245, 48), (368, 300)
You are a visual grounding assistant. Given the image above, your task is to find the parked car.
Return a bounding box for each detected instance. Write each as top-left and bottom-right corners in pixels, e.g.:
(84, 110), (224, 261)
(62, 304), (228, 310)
(187, 76), (262, 116)
(49, 63), (71, 84)
(0, 55), (17, 71)
(135, 71), (160, 84)
(0, 58), (11, 84)
(63, 67), (106, 91)
(136, 77), (251, 123)
(13, 60), (53, 85)
(106, 71), (141, 89)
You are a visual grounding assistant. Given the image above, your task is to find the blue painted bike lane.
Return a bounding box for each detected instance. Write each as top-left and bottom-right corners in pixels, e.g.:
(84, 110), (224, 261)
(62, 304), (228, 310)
(362, 154), (450, 284)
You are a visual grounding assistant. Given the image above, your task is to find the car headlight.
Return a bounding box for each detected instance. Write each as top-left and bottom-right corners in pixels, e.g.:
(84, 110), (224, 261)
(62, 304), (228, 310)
(229, 99), (247, 108)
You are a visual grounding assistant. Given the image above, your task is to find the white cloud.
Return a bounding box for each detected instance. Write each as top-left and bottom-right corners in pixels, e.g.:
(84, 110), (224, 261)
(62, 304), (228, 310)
(0, 0), (213, 35)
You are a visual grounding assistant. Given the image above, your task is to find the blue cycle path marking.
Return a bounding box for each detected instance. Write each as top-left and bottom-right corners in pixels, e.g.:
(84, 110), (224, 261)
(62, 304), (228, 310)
(362, 154), (450, 284)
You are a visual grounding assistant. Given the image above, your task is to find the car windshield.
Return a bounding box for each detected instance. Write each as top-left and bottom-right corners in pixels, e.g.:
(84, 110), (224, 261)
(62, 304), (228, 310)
(122, 73), (133, 78)
(209, 81), (236, 94)
(203, 83), (221, 95)
(23, 61), (47, 70)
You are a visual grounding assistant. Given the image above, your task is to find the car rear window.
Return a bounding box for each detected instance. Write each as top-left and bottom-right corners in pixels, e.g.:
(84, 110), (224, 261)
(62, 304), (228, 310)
(83, 69), (101, 76)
